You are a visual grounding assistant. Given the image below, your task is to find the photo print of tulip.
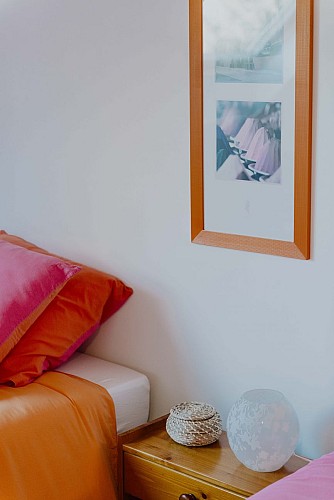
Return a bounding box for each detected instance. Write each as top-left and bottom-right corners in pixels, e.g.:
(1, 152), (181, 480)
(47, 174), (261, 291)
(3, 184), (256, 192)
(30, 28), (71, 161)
(216, 100), (281, 183)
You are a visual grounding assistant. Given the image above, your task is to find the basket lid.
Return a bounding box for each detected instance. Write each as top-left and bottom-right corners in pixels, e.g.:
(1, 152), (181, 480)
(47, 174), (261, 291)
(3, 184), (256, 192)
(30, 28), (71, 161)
(169, 402), (217, 421)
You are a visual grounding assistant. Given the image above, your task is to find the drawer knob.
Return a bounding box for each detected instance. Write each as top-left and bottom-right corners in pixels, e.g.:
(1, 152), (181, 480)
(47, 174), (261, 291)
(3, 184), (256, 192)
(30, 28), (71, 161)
(179, 495), (197, 500)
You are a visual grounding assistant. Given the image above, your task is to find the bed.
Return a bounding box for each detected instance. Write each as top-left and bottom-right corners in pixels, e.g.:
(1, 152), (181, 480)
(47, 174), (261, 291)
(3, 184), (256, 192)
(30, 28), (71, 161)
(0, 230), (150, 499)
(0, 354), (150, 500)
(250, 451), (334, 499)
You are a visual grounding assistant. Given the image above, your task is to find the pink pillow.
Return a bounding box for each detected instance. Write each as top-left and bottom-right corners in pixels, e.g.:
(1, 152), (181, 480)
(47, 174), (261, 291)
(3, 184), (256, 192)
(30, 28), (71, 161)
(250, 453), (334, 499)
(0, 240), (80, 362)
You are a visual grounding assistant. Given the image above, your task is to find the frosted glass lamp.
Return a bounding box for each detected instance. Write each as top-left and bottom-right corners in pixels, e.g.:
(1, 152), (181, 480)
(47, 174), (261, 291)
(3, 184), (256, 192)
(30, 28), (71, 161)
(226, 389), (299, 472)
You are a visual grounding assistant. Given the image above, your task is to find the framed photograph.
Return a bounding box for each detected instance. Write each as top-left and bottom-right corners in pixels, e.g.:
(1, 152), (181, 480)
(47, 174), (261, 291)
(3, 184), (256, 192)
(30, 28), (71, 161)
(189, 0), (313, 259)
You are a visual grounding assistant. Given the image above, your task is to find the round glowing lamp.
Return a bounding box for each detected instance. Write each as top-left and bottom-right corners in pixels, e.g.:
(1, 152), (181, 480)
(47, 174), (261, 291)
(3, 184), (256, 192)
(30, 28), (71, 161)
(226, 389), (299, 472)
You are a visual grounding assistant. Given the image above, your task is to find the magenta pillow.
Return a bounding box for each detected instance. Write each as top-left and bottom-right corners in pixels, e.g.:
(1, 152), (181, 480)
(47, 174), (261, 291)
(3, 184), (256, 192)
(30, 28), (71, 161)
(0, 239), (80, 362)
(250, 452), (334, 500)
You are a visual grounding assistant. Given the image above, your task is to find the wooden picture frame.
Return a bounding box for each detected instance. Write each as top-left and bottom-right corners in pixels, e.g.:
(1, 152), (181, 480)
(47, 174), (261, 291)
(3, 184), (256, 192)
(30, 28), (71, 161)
(189, 0), (313, 259)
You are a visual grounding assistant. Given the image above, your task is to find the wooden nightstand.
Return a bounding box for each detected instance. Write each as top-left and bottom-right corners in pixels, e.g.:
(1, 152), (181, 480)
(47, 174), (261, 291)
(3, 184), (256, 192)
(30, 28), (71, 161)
(118, 415), (309, 500)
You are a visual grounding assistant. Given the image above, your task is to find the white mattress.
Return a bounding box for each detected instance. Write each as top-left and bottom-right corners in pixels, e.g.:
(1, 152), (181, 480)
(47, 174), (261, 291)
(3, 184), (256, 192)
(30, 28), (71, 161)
(56, 352), (150, 433)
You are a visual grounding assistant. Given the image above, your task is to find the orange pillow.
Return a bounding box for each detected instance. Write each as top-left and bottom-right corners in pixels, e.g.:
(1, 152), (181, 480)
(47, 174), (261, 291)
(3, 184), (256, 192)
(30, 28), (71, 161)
(0, 231), (133, 386)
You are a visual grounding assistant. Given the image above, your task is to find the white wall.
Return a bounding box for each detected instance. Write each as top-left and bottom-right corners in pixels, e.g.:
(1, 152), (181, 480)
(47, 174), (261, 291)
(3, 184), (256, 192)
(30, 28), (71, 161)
(0, 0), (333, 459)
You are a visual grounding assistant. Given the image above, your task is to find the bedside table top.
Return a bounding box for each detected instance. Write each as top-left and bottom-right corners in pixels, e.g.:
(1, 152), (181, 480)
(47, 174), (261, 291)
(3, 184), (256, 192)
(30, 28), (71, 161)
(120, 415), (309, 498)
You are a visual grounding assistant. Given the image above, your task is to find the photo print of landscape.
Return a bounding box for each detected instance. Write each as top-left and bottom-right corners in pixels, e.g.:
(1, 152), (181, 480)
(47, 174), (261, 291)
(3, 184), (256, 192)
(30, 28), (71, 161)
(204, 0), (285, 84)
(216, 100), (282, 183)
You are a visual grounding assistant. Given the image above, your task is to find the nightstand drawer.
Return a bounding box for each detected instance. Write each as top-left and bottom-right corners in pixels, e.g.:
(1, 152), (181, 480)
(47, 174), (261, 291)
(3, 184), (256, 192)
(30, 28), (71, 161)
(124, 453), (247, 500)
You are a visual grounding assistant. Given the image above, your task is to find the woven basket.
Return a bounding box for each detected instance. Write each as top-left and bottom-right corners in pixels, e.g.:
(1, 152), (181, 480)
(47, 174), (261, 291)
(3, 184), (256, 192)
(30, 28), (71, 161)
(166, 401), (222, 447)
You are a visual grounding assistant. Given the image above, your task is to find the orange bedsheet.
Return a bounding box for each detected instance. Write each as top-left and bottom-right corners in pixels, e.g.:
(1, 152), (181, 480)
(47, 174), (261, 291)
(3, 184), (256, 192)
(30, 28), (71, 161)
(0, 371), (117, 500)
